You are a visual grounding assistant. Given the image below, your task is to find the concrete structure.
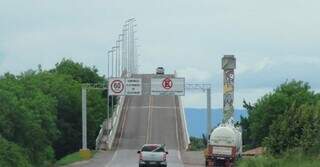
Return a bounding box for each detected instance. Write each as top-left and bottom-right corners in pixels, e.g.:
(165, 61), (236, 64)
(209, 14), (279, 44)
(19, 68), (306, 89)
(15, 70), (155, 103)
(221, 55), (236, 123)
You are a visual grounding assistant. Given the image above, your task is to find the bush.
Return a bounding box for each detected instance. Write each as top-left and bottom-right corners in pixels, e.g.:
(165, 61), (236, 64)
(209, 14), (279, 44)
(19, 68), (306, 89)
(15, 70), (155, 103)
(237, 150), (320, 167)
(189, 136), (206, 151)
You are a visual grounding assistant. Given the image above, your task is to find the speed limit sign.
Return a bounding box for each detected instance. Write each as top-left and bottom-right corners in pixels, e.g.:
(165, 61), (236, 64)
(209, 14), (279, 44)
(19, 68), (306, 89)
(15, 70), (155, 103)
(108, 78), (125, 95)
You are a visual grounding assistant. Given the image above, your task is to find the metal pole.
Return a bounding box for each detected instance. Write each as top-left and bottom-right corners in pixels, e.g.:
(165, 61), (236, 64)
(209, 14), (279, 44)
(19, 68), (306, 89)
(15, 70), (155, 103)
(123, 25), (128, 74)
(111, 50), (114, 78)
(111, 48), (115, 130)
(118, 34), (123, 75)
(115, 46), (118, 77)
(107, 51), (110, 130)
(116, 40), (121, 77)
(82, 87), (87, 149)
(127, 22), (131, 74)
(207, 88), (211, 140)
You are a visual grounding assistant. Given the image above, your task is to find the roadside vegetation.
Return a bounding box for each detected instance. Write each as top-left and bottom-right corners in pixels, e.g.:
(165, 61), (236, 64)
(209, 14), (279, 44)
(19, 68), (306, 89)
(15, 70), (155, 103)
(237, 150), (320, 167)
(189, 136), (206, 151)
(0, 59), (114, 166)
(55, 151), (97, 166)
(239, 80), (320, 166)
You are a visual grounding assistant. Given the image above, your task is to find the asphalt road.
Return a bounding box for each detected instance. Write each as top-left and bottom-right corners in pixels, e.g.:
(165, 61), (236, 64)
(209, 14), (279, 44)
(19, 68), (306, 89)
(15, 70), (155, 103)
(67, 74), (202, 167)
(105, 96), (184, 166)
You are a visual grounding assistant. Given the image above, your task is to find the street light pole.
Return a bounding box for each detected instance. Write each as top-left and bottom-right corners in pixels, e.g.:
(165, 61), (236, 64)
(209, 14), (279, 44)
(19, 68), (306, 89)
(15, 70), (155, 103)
(107, 50), (112, 131)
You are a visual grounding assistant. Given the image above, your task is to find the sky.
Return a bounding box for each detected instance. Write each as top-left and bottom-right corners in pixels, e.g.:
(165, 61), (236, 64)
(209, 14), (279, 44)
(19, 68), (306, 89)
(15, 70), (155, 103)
(1, 0), (320, 108)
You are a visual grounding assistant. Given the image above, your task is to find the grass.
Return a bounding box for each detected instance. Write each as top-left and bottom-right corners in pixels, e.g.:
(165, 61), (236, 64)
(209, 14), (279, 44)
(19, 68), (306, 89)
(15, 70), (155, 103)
(55, 151), (97, 166)
(237, 153), (320, 167)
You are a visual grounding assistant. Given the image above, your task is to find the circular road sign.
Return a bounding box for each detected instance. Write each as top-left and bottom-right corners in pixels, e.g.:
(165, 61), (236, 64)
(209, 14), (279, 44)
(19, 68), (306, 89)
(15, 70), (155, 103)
(162, 77), (173, 89)
(111, 80), (124, 93)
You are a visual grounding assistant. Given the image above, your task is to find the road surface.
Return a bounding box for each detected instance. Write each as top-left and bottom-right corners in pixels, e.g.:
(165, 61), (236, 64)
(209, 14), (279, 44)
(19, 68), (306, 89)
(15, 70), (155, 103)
(105, 91), (184, 166)
(67, 74), (205, 167)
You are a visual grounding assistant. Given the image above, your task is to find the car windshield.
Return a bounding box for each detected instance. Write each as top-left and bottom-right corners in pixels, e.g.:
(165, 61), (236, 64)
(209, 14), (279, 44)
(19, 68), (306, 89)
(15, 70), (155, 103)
(142, 145), (165, 152)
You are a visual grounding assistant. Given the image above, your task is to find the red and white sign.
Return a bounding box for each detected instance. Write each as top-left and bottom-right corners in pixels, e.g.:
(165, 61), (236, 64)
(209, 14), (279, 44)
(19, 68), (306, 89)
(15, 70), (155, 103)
(108, 78), (125, 96)
(151, 77), (185, 96)
(162, 77), (173, 89)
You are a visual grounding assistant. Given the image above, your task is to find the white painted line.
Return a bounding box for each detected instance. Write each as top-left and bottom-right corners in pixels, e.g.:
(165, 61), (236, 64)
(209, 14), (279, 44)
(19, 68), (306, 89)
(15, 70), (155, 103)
(146, 96), (152, 144)
(174, 97), (180, 151)
(149, 96), (153, 143)
(129, 106), (177, 109)
(105, 97), (129, 167)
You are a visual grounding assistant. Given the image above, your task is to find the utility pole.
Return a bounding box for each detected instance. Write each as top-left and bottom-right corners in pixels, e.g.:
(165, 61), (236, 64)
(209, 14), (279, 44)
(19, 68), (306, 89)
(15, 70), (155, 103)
(207, 88), (211, 139)
(81, 87), (87, 150)
(79, 86), (92, 159)
(222, 55), (236, 123)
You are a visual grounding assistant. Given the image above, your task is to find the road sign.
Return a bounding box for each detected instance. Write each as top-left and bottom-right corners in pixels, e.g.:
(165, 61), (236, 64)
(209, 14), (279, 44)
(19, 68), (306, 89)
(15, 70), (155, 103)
(151, 77), (185, 96)
(108, 78), (125, 96)
(125, 78), (142, 95)
(108, 78), (142, 96)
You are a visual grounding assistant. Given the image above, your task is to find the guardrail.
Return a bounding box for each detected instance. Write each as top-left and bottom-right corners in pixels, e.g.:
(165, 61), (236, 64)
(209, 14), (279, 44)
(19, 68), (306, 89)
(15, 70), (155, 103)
(107, 95), (125, 149)
(178, 96), (190, 150)
(95, 96), (126, 150)
(96, 72), (129, 150)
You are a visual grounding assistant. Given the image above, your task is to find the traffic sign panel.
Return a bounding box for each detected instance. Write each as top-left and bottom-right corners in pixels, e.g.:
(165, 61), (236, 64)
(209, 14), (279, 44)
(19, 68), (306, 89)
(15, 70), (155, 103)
(151, 77), (185, 96)
(125, 78), (142, 95)
(162, 77), (173, 89)
(108, 78), (125, 96)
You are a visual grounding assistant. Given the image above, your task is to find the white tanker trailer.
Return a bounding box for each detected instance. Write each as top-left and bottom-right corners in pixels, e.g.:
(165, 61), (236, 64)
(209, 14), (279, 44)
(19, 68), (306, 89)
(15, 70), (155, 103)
(205, 122), (242, 167)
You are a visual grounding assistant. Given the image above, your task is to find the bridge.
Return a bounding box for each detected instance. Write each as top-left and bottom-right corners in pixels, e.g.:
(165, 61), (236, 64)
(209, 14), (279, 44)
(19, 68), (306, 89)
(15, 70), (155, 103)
(71, 19), (230, 167)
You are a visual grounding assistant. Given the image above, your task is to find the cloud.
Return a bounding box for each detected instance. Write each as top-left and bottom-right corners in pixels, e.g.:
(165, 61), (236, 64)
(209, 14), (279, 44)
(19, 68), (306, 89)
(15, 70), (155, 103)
(183, 87), (273, 109)
(1, 0), (320, 107)
(176, 67), (211, 82)
(237, 57), (273, 75)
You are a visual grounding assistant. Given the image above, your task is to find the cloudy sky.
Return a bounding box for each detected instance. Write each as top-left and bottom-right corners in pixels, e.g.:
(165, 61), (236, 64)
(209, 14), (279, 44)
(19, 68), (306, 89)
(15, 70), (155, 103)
(1, 0), (320, 108)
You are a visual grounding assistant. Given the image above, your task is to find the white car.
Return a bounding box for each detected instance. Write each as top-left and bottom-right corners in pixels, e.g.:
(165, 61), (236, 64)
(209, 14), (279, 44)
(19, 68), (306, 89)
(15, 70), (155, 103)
(156, 67), (165, 75)
(137, 144), (168, 167)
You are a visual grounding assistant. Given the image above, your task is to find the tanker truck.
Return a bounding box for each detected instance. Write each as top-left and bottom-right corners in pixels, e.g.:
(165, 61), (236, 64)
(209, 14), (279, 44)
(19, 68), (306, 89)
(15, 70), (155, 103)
(204, 122), (242, 167)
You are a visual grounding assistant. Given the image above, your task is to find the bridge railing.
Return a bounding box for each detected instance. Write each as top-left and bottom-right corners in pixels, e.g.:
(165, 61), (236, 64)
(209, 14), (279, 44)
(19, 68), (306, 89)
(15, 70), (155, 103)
(107, 95), (125, 149)
(178, 96), (190, 150)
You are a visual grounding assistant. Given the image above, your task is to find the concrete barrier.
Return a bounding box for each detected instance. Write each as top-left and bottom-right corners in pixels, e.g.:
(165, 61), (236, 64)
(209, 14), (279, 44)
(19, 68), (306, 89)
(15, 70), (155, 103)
(178, 96), (190, 150)
(107, 95), (125, 149)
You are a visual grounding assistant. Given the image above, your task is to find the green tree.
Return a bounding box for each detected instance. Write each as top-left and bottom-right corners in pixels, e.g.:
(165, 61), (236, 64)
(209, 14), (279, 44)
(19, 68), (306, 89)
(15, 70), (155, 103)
(241, 80), (318, 150)
(264, 102), (320, 154)
(53, 58), (104, 83)
(0, 74), (58, 166)
(0, 59), (111, 164)
(0, 137), (31, 167)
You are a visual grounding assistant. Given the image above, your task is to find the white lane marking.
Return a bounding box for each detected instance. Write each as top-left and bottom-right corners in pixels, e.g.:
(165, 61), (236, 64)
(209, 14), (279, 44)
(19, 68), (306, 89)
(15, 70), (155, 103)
(174, 97), (180, 151)
(105, 97), (129, 167)
(129, 106), (177, 109)
(149, 96), (153, 143)
(146, 96), (152, 144)
(174, 97), (183, 164)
